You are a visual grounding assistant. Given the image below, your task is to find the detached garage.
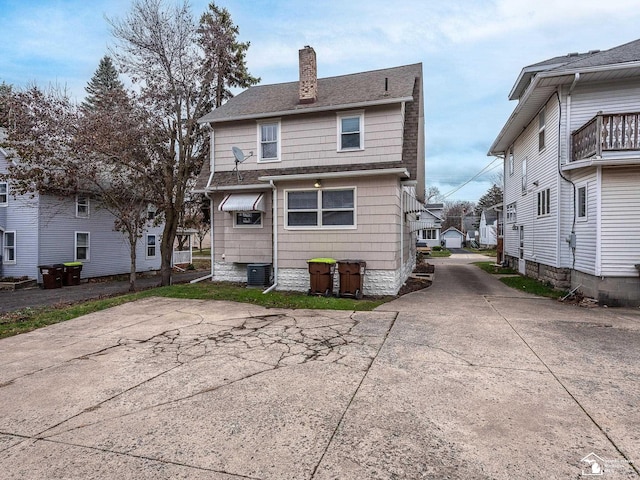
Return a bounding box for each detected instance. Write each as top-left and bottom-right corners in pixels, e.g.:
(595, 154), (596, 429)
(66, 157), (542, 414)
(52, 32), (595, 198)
(441, 227), (464, 249)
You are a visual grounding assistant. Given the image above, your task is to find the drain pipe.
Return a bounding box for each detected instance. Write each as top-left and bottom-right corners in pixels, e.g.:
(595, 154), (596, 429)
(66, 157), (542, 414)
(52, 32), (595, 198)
(263, 180), (278, 294)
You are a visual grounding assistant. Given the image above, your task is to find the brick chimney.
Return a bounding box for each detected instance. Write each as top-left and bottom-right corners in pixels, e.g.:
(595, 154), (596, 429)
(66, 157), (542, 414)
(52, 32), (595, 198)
(298, 46), (317, 104)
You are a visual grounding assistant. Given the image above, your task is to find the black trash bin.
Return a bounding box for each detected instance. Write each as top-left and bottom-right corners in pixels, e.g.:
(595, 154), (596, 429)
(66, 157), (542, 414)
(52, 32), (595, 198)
(39, 265), (63, 289)
(337, 260), (366, 299)
(307, 258), (336, 296)
(63, 262), (83, 286)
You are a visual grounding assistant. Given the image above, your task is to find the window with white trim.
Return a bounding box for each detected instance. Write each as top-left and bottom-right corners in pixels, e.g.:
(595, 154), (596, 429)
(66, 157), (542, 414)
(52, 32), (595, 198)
(286, 188), (355, 228)
(3, 231), (16, 263)
(235, 211), (262, 227)
(577, 185), (587, 220)
(0, 182), (7, 206)
(146, 234), (157, 258)
(537, 188), (550, 216)
(422, 229), (437, 240)
(508, 148), (514, 176)
(76, 196), (89, 218)
(506, 202), (516, 223)
(147, 205), (157, 221)
(258, 121), (280, 162)
(538, 107), (546, 151)
(337, 113), (364, 151)
(522, 157), (527, 195)
(75, 232), (90, 261)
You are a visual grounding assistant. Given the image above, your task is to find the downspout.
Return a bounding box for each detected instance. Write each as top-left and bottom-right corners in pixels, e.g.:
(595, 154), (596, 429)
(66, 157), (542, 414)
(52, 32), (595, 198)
(263, 180), (278, 293)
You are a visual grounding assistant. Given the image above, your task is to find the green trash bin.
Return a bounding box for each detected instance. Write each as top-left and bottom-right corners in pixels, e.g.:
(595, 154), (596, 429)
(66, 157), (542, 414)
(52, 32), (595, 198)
(307, 258), (336, 297)
(62, 262), (83, 286)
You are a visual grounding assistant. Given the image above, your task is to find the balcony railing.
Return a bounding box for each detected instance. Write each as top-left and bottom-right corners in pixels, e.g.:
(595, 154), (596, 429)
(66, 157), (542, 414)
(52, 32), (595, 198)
(572, 112), (640, 161)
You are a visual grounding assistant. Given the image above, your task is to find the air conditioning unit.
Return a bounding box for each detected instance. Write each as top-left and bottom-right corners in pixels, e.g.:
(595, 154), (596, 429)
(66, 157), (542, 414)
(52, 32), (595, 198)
(247, 263), (271, 287)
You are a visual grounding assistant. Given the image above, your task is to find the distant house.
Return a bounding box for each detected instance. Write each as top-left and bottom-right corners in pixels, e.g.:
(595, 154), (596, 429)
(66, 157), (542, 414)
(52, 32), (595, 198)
(194, 46), (425, 295)
(0, 148), (163, 283)
(462, 216), (479, 246)
(441, 227), (464, 249)
(489, 37), (640, 306)
(479, 209), (498, 248)
(416, 203), (443, 248)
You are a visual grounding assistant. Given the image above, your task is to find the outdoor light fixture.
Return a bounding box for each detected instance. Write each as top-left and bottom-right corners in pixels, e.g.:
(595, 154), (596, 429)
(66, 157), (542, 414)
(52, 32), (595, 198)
(314, 179), (322, 188)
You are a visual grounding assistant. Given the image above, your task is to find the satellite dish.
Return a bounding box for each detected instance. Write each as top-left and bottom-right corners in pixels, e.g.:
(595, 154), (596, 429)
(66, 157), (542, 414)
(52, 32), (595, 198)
(232, 146), (246, 163)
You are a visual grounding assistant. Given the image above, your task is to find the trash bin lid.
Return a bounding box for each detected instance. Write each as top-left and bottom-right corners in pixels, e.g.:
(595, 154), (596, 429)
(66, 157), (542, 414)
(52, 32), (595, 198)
(307, 258), (336, 264)
(63, 262), (83, 266)
(337, 259), (366, 264)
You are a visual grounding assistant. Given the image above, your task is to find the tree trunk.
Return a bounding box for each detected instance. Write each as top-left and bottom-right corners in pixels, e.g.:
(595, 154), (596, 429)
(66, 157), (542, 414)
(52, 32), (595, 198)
(160, 207), (179, 286)
(129, 233), (138, 292)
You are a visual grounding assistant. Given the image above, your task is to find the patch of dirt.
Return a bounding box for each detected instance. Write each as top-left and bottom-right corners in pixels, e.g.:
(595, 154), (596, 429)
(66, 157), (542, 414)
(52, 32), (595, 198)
(397, 262), (434, 296)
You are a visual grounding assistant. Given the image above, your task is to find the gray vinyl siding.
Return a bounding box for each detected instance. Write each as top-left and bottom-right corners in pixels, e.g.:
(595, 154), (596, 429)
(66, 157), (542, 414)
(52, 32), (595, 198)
(600, 167), (640, 276)
(38, 195), (163, 279)
(570, 168), (598, 275)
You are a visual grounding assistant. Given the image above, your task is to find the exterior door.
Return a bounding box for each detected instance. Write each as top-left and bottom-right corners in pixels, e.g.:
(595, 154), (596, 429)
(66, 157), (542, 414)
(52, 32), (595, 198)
(518, 226), (526, 274)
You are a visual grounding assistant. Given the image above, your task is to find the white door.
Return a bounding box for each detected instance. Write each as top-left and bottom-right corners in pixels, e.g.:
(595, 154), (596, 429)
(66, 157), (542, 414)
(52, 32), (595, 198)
(518, 226), (526, 274)
(445, 236), (462, 249)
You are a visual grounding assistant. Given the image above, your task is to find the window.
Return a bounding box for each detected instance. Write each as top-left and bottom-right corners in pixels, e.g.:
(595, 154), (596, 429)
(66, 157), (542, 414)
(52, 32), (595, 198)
(508, 148), (514, 176)
(76, 196), (89, 218)
(146, 234), (157, 258)
(538, 107), (546, 151)
(286, 188), (355, 228)
(337, 112), (364, 151)
(75, 232), (90, 261)
(3, 231), (16, 263)
(537, 188), (550, 216)
(423, 229), (437, 240)
(577, 186), (587, 219)
(522, 157), (527, 194)
(235, 211), (262, 227)
(147, 205), (157, 221)
(506, 202), (517, 223)
(0, 182), (7, 206)
(258, 121), (280, 162)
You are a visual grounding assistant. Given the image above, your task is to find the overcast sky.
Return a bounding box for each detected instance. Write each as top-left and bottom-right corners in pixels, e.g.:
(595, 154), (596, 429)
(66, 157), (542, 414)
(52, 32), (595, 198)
(2, 0), (640, 202)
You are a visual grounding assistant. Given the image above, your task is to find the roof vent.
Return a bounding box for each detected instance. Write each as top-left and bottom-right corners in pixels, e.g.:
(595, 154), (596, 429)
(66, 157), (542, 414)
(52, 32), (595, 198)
(588, 49), (601, 54)
(567, 52), (579, 57)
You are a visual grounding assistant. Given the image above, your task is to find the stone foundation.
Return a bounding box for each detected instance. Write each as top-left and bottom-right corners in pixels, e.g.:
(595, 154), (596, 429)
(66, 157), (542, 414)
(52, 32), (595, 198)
(504, 255), (571, 289)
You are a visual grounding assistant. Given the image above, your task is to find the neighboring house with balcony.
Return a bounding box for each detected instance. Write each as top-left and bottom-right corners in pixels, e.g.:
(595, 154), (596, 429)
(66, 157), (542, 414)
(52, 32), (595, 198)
(194, 46), (425, 295)
(489, 38), (640, 306)
(0, 147), (163, 282)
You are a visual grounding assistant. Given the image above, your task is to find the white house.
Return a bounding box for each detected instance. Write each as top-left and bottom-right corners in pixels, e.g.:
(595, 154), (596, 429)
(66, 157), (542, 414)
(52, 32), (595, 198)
(0, 148), (163, 283)
(479, 209), (498, 248)
(489, 38), (640, 306)
(417, 203), (443, 248)
(194, 47), (425, 296)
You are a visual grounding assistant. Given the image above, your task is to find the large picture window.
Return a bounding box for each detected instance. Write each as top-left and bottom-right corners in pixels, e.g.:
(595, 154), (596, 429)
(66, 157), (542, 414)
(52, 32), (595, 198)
(3, 231), (16, 263)
(286, 188), (355, 228)
(75, 232), (90, 261)
(258, 121), (280, 162)
(337, 112), (364, 151)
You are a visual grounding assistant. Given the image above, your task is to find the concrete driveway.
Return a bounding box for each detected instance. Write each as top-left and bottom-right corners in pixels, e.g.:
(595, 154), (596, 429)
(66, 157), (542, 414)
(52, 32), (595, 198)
(0, 252), (639, 479)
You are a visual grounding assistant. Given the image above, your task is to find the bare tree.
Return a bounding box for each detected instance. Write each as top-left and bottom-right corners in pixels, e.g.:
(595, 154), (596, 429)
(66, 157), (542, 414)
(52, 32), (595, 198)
(425, 185), (443, 204)
(108, 0), (258, 285)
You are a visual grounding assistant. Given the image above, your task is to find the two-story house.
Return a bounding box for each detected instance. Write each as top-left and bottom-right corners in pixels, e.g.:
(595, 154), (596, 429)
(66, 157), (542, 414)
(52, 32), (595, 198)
(194, 47), (425, 295)
(0, 147), (163, 282)
(489, 38), (640, 306)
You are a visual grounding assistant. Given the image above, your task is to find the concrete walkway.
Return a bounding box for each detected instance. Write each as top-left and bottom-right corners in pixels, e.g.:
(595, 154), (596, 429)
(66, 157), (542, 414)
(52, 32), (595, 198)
(0, 252), (639, 478)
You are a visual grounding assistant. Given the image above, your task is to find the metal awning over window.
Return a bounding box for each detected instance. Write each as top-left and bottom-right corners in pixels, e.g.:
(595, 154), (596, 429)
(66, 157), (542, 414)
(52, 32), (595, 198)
(409, 220), (436, 233)
(219, 192), (265, 212)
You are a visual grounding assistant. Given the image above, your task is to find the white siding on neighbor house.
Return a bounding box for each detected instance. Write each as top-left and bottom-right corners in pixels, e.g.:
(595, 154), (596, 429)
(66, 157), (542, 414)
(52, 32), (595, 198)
(570, 167), (598, 275)
(38, 195), (163, 279)
(212, 105), (404, 172)
(600, 166), (640, 276)
(0, 191), (40, 279)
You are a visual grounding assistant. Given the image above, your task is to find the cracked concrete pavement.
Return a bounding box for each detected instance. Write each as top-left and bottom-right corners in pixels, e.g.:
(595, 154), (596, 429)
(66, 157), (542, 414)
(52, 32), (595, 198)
(0, 252), (639, 478)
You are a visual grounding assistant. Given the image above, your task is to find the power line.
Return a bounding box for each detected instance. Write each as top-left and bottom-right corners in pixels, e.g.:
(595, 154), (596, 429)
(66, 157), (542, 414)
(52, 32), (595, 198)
(442, 157), (502, 199)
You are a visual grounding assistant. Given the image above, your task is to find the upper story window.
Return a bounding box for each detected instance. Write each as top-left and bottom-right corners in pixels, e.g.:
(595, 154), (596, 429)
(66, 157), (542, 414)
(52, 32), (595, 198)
(522, 157), (527, 195)
(0, 182), (7, 206)
(147, 205), (157, 221)
(76, 196), (89, 218)
(75, 232), (90, 261)
(146, 234), (157, 258)
(258, 121), (280, 162)
(577, 185), (587, 220)
(508, 148), (514, 176)
(537, 188), (550, 216)
(337, 112), (364, 151)
(506, 202), (516, 223)
(286, 188), (355, 229)
(538, 107), (546, 151)
(3, 231), (16, 263)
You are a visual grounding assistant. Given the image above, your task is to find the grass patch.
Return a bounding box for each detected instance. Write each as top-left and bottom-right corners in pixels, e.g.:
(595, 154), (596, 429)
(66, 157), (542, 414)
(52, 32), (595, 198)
(428, 249), (451, 257)
(499, 276), (566, 299)
(0, 282), (388, 339)
(466, 247), (497, 257)
(474, 261), (517, 275)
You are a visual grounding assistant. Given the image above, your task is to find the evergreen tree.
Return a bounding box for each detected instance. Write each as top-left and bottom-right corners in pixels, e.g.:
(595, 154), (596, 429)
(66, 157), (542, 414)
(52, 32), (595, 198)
(474, 184), (503, 216)
(82, 56), (125, 111)
(198, 2), (260, 108)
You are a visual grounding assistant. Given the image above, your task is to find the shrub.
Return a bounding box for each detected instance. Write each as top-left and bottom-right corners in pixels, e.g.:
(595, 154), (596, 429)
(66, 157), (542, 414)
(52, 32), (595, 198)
(432, 246), (442, 251)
